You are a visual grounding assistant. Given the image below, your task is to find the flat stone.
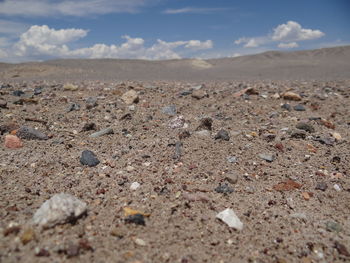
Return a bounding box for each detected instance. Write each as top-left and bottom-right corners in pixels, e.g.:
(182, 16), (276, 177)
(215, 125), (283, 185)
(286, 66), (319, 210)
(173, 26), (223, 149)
(315, 182), (327, 191)
(80, 150), (100, 167)
(294, 104), (306, 111)
(67, 103), (80, 112)
(282, 91), (302, 101)
(225, 172), (238, 184)
(162, 105), (177, 116)
(89, 127), (113, 138)
(281, 103), (292, 111)
(33, 193), (87, 228)
(4, 135), (23, 149)
(121, 90), (139, 104)
(12, 90), (25, 96)
(191, 89), (207, 99)
(216, 208), (243, 231)
(16, 126), (48, 140)
(214, 129), (230, 141)
(258, 153), (275, 162)
(85, 97), (98, 109)
(215, 183), (234, 194)
(296, 122), (315, 133)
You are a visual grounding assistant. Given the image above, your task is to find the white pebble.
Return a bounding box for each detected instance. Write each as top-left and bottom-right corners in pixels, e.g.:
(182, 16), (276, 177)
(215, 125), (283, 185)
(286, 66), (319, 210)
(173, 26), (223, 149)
(216, 208), (243, 231)
(130, 182), (141, 190)
(333, 184), (341, 192)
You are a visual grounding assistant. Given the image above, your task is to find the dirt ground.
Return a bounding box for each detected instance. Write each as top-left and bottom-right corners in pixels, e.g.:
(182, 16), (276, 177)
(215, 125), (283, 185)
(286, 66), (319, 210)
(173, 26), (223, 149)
(1, 79), (350, 263)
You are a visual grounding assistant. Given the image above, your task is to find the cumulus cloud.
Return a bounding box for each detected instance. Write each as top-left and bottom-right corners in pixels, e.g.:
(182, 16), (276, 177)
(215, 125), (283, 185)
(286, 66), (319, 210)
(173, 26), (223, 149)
(235, 21), (324, 49)
(272, 21), (324, 42)
(277, 42), (299, 49)
(3, 25), (213, 62)
(0, 0), (151, 17)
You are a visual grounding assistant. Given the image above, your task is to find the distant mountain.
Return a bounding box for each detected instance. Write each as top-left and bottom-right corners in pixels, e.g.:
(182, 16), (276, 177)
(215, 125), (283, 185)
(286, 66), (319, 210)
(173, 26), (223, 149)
(1, 45), (349, 81)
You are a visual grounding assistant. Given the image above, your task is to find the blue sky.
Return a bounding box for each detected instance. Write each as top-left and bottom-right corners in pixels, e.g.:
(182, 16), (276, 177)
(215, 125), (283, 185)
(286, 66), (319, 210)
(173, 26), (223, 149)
(0, 0), (349, 62)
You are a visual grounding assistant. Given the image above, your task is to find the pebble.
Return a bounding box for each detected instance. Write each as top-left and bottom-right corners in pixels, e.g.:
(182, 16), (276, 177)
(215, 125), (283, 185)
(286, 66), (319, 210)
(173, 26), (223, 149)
(216, 208), (243, 231)
(89, 127), (114, 138)
(294, 104), (306, 111)
(290, 130), (306, 139)
(0, 99), (7, 108)
(20, 228), (35, 245)
(67, 103), (80, 112)
(34, 87), (43, 95)
(196, 117), (212, 131)
(12, 90), (25, 96)
(258, 153), (275, 162)
(333, 184), (341, 192)
(331, 132), (341, 141)
(225, 172), (238, 184)
(121, 90), (139, 104)
(162, 105), (177, 116)
(282, 91), (302, 101)
(81, 122), (97, 131)
(215, 183), (234, 194)
(64, 83), (78, 91)
(85, 97), (98, 109)
(33, 193), (87, 228)
(80, 150), (100, 167)
(130, 182), (141, 190)
(16, 126), (48, 140)
(326, 221), (341, 232)
(226, 156), (238, 163)
(281, 103), (292, 111)
(214, 129), (230, 141)
(173, 141), (182, 160)
(334, 241), (350, 257)
(4, 135), (23, 149)
(134, 238), (146, 246)
(191, 89), (207, 99)
(296, 122), (315, 133)
(168, 115), (185, 129)
(315, 182), (327, 191)
(125, 214), (145, 226)
(195, 130), (211, 137)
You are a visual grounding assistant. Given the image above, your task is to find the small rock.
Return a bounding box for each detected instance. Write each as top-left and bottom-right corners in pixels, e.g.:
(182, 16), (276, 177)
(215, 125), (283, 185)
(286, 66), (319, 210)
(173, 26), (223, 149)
(215, 183), (234, 194)
(0, 99), (7, 108)
(315, 182), (327, 191)
(296, 122), (315, 133)
(130, 182), (141, 191)
(168, 115), (185, 129)
(162, 105), (177, 116)
(64, 84), (78, 91)
(191, 89), (207, 99)
(35, 248), (50, 257)
(196, 117), (213, 131)
(66, 243), (80, 258)
(80, 150), (100, 167)
(290, 130), (306, 139)
(334, 241), (350, 257)
(125, 214), (145, 226)
(85, 97), (98, 109)
(179, 90), (192, 96)
(326, 221), (341, 232)
(33, 193), (87, 228)
(313, 136), (335, 145)
(294, 104), (306, 111)
(282, 91), (302, 101)
(0, 123), (19, 135)
(67, 103), (80, 112)
(273, 180), (302, 191)
(178, 130), (191, 140)
(81, 122), (97, 132)
(134, 238), (146, 246)
(281, 103), (292, 111)
(4, 135), (23, 149)
(331, 132), (341, 141)
(258, 153), (275, 162)
(34, 87), (42, 95)
(21, 228), (35, 245)
(89, 127), (113, 138)
(121, 90), (139, 104)
(333, 184), (341, 192)
(214, 129), (230, 141)
(173, 141), (182, 160)
(216, 208), (243, 231)
(195, 130), (211, 137)
(12, 90), (25, 96)
(16, 126), (48, 140)
(226, 156), (238, 163)
(225, 172), (238, 184)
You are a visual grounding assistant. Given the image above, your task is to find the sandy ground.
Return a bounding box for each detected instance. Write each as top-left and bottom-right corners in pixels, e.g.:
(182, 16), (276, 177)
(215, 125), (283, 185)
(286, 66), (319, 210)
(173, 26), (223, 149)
(0, 46), (350, 263)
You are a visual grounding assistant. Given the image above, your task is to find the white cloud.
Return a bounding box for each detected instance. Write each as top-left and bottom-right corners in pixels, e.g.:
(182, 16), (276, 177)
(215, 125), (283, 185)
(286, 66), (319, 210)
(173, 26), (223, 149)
(277, 42), (299, 49)
(0, 0), (151, 17)
(235, 21), (324, 49)
(272, 21), (324, 42)
(185, 40), (213, 50)
(163, 7), (229, 14)
(2, 25), (213, 62)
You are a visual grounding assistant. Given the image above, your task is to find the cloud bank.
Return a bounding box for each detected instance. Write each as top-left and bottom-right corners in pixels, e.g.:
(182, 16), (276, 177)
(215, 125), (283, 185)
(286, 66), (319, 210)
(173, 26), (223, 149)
(0, 25), (213, 62)
(235, 21), (325, 49)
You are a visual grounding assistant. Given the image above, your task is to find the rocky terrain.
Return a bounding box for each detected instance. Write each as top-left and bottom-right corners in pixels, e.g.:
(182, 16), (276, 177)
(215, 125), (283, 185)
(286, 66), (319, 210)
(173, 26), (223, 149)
(0, 46), (350, 263)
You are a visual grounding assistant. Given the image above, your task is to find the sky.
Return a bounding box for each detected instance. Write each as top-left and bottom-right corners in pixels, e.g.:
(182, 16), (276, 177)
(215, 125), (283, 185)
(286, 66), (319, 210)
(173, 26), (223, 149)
(0, 0), (349, 62)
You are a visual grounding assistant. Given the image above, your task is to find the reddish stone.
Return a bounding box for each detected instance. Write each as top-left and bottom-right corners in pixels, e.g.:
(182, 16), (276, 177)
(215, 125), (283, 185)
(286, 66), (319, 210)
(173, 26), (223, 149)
(4, 135), (23, 149)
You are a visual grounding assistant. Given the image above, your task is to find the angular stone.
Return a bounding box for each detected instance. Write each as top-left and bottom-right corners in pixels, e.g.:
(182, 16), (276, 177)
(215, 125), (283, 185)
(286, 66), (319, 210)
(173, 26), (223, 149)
(33, 193), (87, 228)
(191, 89), (207, 99)
(216, 208), (243, 231)
(162, 105), (177, 116)
(296, 122), (315, 133)
(215, 129), (230, 141)
(121, 90), (139, 104)
(85, 97), (98, 109)
(294, 104), (306, 111)
(258, 153), (275, 162)
(282, 91), (302, 101)
(16, 126), (48, 140)
(89, 127), (113, 138)
(4, 135), (23, 149)
(0, 99), (7, 108)
(80, 150), (100, 167)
